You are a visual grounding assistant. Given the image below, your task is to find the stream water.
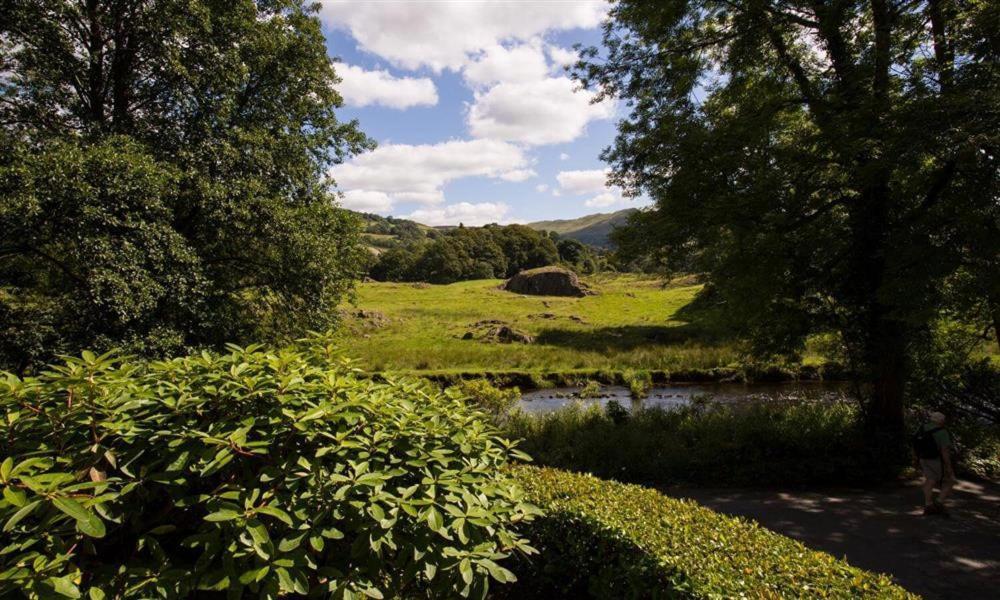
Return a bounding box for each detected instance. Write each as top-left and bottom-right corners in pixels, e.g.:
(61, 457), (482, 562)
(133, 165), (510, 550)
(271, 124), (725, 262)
(518, 381), (852, 414)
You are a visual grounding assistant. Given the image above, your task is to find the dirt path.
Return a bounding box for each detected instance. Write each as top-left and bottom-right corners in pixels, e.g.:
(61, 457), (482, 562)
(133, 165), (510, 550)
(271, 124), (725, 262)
(665, 479), (1000, 599)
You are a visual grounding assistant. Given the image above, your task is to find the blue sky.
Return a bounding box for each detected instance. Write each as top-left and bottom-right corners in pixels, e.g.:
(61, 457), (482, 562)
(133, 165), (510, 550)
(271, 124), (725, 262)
(317, 1), (644, 225)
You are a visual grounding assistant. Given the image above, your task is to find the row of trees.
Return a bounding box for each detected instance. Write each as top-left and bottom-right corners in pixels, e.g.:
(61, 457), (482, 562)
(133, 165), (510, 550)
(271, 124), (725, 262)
(588, 0), (999, 434)
(368, 225), (604, 284)
(0, 0), (371, 371)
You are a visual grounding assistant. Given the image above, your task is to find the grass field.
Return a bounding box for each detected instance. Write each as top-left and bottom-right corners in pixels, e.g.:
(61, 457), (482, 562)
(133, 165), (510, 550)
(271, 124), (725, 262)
(337, 274), (751, 376)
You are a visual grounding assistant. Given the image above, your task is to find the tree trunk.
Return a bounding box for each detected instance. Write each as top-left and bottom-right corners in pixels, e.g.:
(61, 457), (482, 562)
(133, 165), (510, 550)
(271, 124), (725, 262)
(992, 296), (1000, 350)
(868, 316), (907, 435)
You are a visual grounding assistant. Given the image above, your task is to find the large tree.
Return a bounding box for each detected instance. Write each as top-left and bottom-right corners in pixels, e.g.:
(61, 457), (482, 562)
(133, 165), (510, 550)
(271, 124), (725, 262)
(584, 1), (999, 433)
(0, 0), (373, 369)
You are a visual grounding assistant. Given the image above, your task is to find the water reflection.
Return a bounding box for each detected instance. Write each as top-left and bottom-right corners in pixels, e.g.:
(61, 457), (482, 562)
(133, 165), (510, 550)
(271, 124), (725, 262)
(518, 382), (851, 414)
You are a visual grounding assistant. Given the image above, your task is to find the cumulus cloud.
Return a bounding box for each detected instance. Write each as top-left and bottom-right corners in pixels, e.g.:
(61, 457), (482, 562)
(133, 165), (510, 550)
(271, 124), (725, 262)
(557, 168), (632, 209)
(406, 202), (510, 226)
(584, 192), (620, 208)
(498, 169), (537, 182)
(556, 169), (610, 195)
(535, 183), (549, 193)
(338, 190), (393, 213)
(468, 76), (614, 145)
(335, 63), (438, 109)
(547, 45), (579, 70)
(463, 42), (549, 87)
(320, 1), (608, 72)
(329, 139), (532, 210)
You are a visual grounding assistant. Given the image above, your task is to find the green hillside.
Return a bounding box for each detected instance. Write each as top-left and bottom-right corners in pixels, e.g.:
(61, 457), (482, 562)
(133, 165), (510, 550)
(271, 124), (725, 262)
(527, 208), (637, 247)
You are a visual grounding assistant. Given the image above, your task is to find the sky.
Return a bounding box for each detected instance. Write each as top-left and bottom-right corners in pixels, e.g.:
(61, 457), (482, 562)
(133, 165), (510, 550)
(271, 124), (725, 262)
(318, 0), (645, 226)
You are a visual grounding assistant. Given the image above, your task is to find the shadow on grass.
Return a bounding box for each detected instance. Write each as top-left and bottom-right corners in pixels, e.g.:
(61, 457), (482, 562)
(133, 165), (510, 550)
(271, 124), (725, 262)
(534, 321), (727, 352)
(534, 287), (736, 352)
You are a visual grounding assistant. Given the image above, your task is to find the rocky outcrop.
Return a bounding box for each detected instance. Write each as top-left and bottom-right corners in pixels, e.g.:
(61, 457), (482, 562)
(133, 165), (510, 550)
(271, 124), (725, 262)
(502, 266), (594, 297)
(462, 320), (533, 344)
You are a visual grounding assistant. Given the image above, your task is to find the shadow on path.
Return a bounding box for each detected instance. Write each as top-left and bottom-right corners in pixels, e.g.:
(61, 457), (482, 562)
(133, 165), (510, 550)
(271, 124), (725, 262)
(664, 479), (1000, 599)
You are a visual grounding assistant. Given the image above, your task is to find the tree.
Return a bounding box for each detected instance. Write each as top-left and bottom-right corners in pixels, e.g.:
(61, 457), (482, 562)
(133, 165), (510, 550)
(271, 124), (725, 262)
(0, 0), (372, 369)
(487, 225), (560, 276)
(580, 1), (999, 434)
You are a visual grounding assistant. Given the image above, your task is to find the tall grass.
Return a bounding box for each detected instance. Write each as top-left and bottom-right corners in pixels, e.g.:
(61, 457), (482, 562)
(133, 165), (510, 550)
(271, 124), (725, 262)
(505, 400), (904, 486)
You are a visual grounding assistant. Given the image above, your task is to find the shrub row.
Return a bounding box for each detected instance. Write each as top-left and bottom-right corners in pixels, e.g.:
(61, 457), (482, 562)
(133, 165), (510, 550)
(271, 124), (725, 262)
(0, 337), (536, 599)
(502, 466), (915, 599)
(505, 400), (903, 486)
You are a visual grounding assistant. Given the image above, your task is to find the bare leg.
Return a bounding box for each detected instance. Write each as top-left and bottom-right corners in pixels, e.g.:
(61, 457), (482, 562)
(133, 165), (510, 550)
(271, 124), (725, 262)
(922, 476), (936, 506)
(939, 476), (956, 504)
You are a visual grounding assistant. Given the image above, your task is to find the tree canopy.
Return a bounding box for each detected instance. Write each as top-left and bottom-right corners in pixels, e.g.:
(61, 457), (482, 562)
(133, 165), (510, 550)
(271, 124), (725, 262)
(0, 0), (372, 370)
(369, 224), (563, 285)
(586, 0), (999, 431)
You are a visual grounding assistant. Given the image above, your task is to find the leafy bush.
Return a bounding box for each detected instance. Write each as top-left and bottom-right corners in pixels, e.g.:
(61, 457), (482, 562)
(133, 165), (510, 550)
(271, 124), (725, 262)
(506, 400), (901, 485)
(502, 467), (914, 599)
(0, 337), (536, 599)
(575, 381), (602, 399)
(451, 379), (521, 426)
(951, 420), (1000, 480)
(622, 369), (651, 398)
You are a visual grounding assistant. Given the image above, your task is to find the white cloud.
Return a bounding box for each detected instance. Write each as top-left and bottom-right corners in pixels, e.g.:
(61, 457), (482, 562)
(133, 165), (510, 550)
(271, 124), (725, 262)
(556, 169), (609, 195)
(557, 168), (632, 209)
(535, 183), (549, 193)
(559, 152), (570, 161)
(335, 63), (438, 109)
(330, 139), (532, 209)
(468, 76), (614, 145)
(498, 169), (536, 182)
(407, 202), (510, 226)
(584, 192), (620, 208)
(463, 42), (549, 87)
(338, 190), (394, 213)
(321, 2), (608, 72)
(547, 45), (579, 70)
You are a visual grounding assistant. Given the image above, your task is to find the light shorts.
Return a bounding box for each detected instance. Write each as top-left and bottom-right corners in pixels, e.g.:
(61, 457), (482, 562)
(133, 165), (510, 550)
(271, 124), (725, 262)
(920, 458), (943, 484)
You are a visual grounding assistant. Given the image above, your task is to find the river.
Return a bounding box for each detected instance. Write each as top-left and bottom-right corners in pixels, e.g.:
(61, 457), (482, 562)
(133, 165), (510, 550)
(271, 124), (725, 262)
(518, 381), (852, 414)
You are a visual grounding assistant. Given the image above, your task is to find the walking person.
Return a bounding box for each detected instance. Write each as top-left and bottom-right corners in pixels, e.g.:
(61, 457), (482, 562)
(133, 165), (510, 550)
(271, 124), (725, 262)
(912, 411), (957, 516)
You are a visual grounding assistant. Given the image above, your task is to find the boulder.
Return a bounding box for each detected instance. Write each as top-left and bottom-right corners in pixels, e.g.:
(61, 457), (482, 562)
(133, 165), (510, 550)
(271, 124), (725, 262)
(502, 266), (594, 297)
(462, 320), (533, 344)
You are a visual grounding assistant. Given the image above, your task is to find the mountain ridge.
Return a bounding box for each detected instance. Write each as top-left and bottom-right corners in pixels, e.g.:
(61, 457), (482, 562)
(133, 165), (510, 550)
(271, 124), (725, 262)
(526, 208), (637, 248)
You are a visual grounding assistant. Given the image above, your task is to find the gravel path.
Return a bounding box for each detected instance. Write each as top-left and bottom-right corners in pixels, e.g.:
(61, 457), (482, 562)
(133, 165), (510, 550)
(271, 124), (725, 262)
(665, 479), (1000, 599)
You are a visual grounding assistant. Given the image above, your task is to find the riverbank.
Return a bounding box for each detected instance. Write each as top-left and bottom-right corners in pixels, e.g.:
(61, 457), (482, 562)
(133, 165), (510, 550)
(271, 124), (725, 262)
(367, 363), (852, 391)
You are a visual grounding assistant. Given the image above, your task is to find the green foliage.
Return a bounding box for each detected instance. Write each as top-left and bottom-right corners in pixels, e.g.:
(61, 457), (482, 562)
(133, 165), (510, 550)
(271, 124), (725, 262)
(582, 0), (1000, 430)
(450, 379), (522, 427)
(0, 337), (537, 599)
(576, 381), (602, 399)
(951, 420), (1000, 481)
(0, 1), (372, 369)
(369, 225), (559, 284)
(506, 401), (902, 486)
(502, 467), (914, 599)
(622, 369), (652, 399)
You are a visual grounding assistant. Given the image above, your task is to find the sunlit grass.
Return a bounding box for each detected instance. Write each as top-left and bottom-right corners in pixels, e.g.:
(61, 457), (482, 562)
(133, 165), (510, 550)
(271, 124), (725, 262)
(337, 274), (744, 374)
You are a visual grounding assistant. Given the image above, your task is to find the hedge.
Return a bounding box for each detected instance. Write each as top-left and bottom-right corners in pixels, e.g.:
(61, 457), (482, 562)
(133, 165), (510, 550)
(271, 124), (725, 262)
(0, 337), (537, 599)
(504, 466), (915, 599)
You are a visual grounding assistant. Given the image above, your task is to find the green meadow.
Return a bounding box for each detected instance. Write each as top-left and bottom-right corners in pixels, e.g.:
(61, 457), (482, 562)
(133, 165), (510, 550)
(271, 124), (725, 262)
(338, 274), (748, 375)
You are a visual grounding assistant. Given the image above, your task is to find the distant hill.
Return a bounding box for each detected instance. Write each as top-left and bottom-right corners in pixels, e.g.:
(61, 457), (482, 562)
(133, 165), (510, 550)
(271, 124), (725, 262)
(527, 208), (638, 248)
